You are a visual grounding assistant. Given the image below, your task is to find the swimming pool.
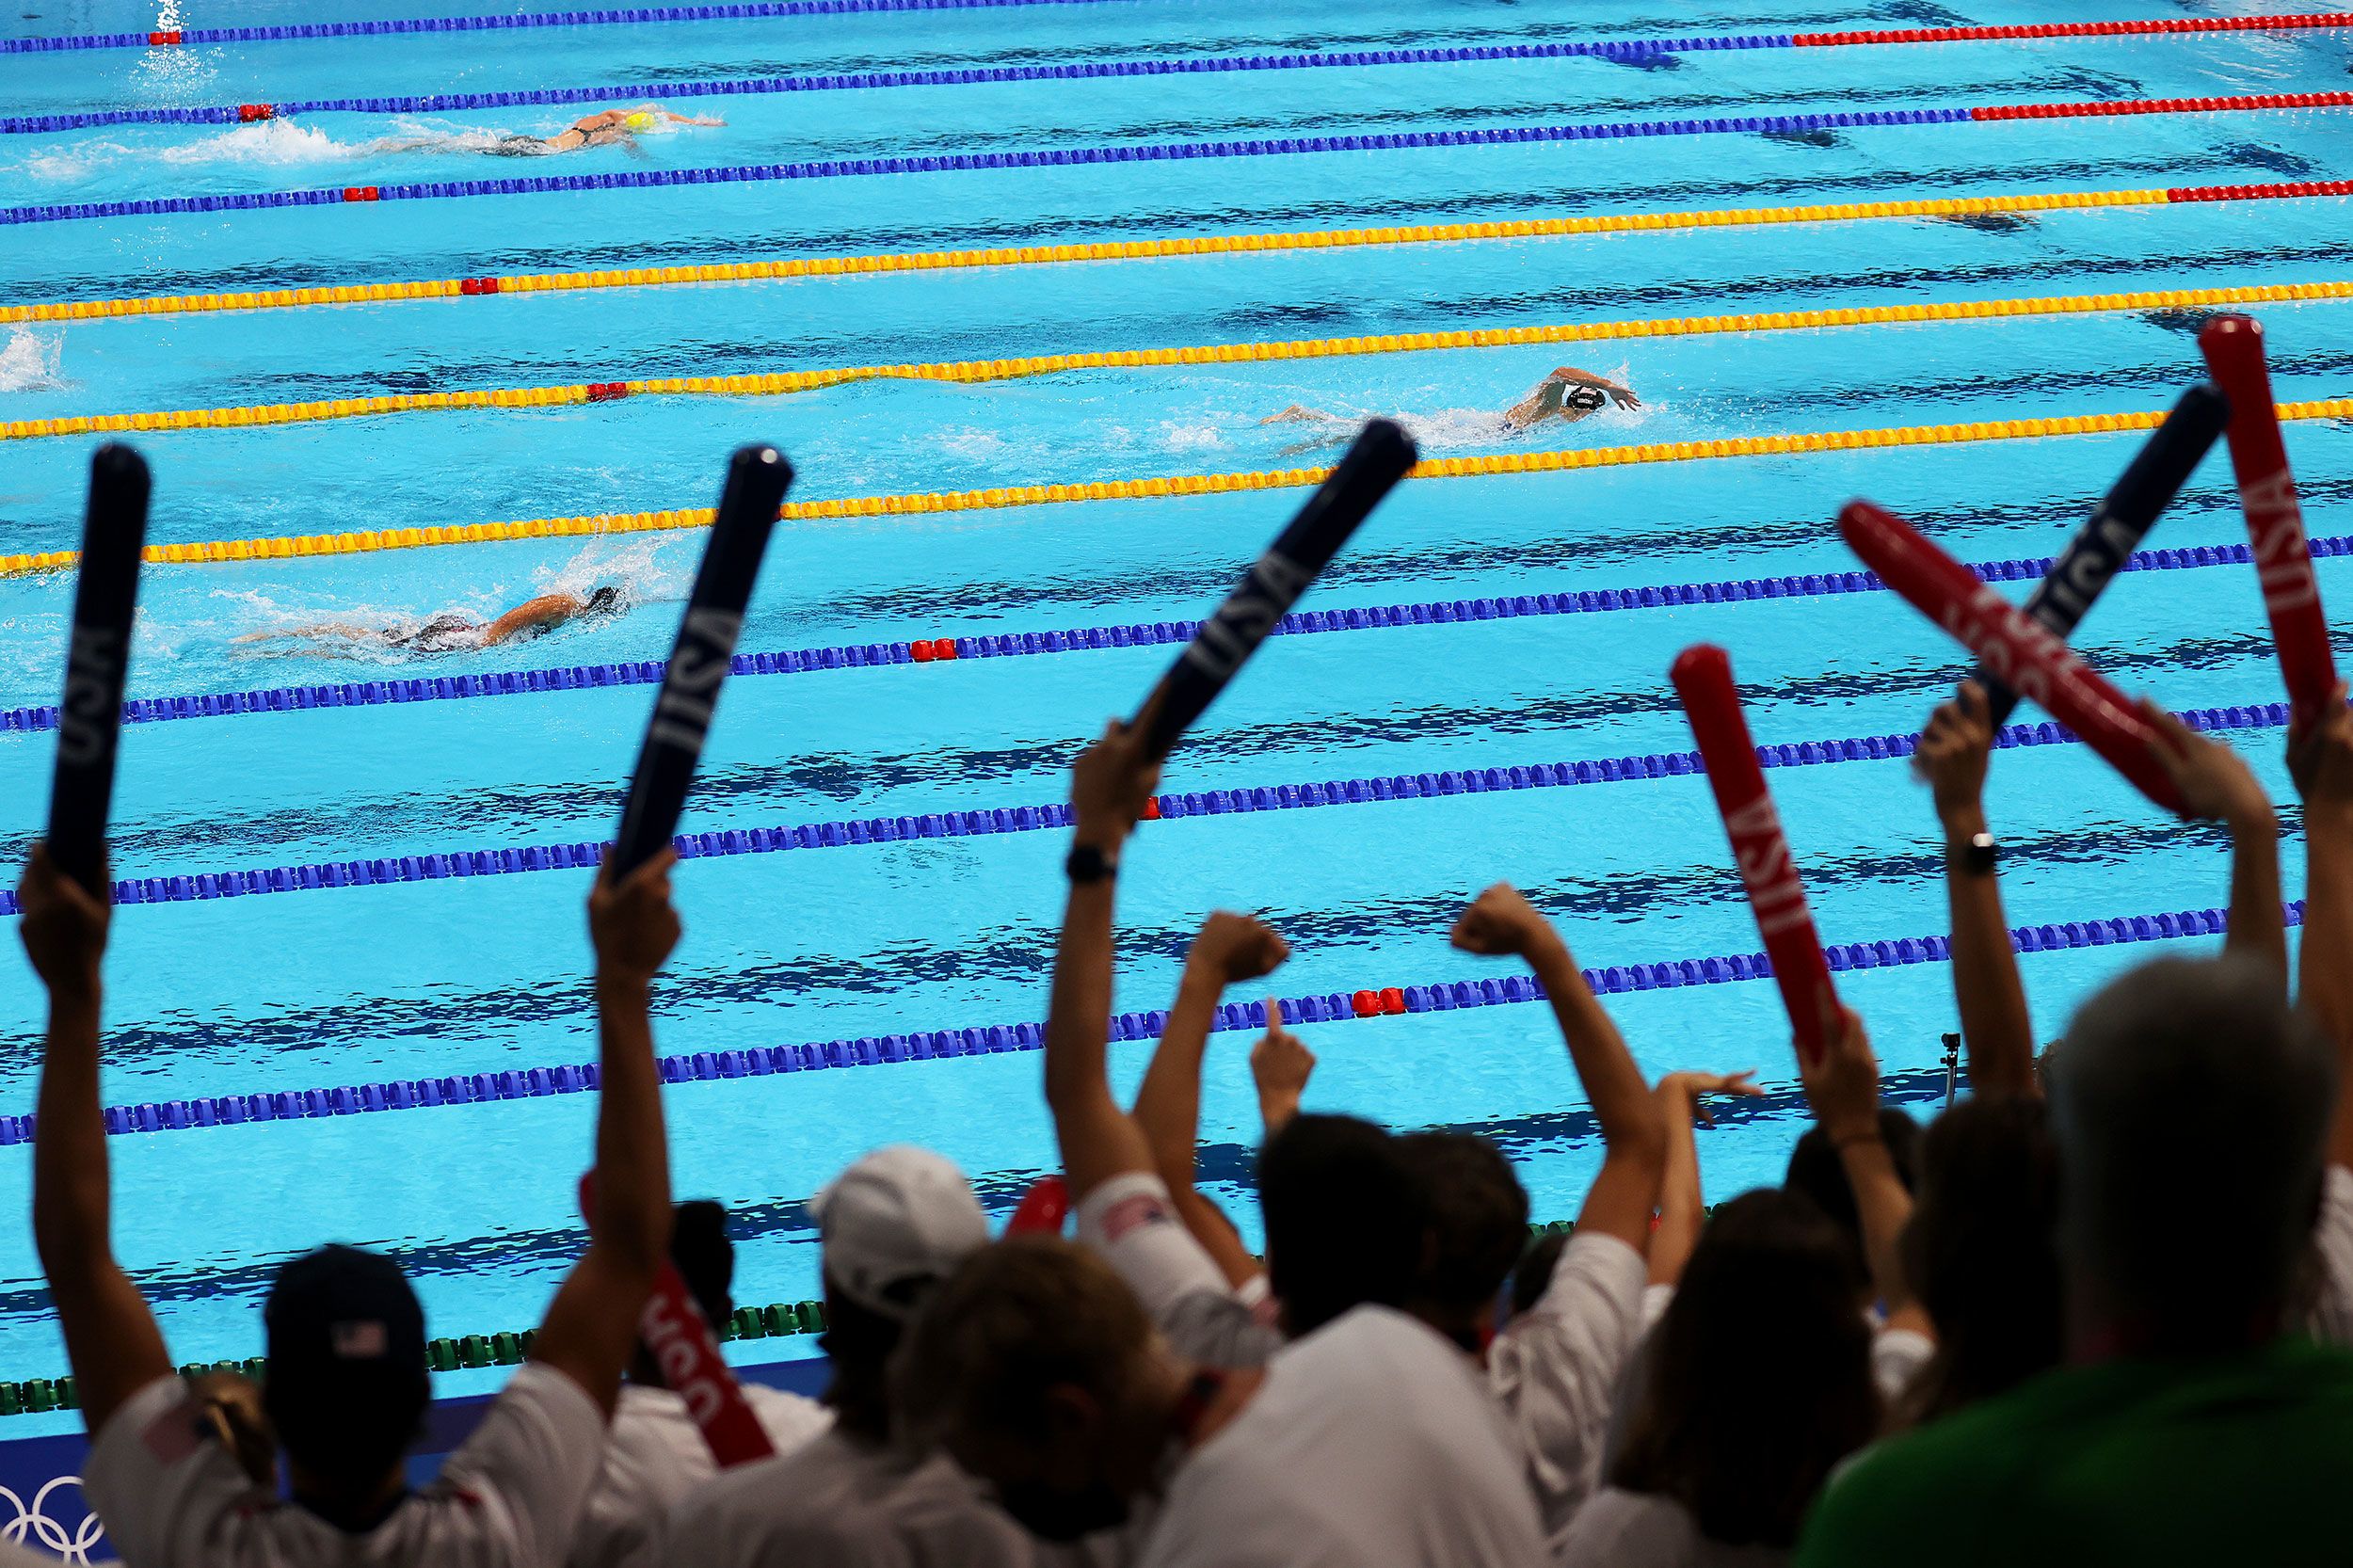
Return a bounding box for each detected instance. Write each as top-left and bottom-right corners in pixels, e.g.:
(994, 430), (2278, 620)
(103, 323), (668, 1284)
(0, 0), (2350, 1427)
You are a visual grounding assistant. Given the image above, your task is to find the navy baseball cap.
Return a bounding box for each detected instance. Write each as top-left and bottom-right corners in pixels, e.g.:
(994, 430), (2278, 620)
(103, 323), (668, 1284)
(264, 1245), (429, 1476)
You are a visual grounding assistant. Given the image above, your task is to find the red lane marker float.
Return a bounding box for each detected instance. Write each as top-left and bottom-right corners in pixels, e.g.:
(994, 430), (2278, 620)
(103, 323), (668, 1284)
(236, 104), (275, 121)
(578, 1174), (774, 1466)
(2199, 314), (2339, 730)
(341, 185), (380, 202)
(1839, 502), (2187, 815)
(1796, 14), (2353, 46)
(147, 29), (182, 44)
(584, 381), (631, 402)
(1671, 644), (1841, 1064)
(1972, 89), (2353, 121)
(2169, 178), (2353, 203)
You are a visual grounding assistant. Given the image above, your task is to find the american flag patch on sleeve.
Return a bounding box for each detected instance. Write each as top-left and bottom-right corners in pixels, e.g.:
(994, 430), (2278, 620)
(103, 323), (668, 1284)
(1098, 1192), (1173, 1244)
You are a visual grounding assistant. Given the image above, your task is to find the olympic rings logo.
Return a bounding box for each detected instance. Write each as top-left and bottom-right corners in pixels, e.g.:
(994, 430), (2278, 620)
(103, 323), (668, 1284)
(0, 1474), (106, 1562)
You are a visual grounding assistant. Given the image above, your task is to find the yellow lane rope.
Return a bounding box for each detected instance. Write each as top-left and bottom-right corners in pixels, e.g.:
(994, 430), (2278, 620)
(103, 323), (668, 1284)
(7, 399), (2347, 578)
(0, 185), (2182, 327)
(7, 279), (2349, 447)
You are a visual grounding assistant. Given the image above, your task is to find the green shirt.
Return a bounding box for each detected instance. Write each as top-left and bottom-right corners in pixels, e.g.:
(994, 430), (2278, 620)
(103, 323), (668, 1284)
(1797, 1337), (2353, 1568)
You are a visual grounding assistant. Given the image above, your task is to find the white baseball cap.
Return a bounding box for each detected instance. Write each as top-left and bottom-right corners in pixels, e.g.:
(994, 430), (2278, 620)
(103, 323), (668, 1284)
(810, 1145), (990, 1320)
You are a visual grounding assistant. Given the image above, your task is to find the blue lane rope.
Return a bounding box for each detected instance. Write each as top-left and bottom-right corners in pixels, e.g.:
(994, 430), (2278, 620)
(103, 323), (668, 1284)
(0, 0), (1154, 54)
(0, 698), (2296, 920)
(2, 39), (1755, 133)
(0, 104), (1981, 226)
(2, 535), (2333, 741)
(6, 892), (2279, 1143)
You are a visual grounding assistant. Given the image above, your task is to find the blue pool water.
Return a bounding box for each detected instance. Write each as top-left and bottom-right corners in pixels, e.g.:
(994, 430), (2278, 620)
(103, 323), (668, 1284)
(0, 0), (2350, 1420)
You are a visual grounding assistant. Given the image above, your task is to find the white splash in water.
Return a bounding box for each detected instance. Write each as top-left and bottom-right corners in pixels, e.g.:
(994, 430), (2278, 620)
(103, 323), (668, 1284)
(0, 327), (65, 393)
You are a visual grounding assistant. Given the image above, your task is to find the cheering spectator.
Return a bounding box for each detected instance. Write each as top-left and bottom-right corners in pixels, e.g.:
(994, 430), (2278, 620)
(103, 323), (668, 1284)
(1398, 1130), (1529, 1353)
(32, 844), (681, 1564)
(1250, 1002), (1317, 1136)
(1648, 1070), (1764, 1291)
(894, 1234), (1549, 1565)
(1916, 681), (2038, 1097)
(660, 1146), (1008, 1565)
(1797, 956), (2353, 1566)
(2288, 682), (2353, 1342)
(569, 1201), (830, 1568)
(1561, 1191), (1879, 1567)
(1452, 884), (1670, 1549)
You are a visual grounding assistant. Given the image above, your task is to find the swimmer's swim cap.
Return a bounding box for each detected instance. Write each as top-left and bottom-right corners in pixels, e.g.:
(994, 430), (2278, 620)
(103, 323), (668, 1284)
(626, 112), (655, 130)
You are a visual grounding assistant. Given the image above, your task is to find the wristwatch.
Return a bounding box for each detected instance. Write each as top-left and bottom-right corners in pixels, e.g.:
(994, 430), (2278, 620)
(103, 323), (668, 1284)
(1065, 842), (1119, 884)
(1961, 831), (1997, 877)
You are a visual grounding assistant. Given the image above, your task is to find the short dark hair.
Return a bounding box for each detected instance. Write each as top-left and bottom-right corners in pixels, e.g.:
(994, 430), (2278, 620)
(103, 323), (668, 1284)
(670, 1199), (734, 1333)
(2055, 956), (2336, 1350)
(1785, 1109), (1923, 1291)
(1257, 1114), (1425, 1337)
(1397, 1131), (1529, 1319)
(1894, 1096), (2061, 1428)
(263, 1246), (429, 1492)
(1611, 1190), (1877, 1546)
(1512, 1229), (1571, 1318)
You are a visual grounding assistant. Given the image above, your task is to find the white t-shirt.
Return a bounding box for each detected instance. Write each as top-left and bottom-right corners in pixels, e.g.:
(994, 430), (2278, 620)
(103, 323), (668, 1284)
(1487, 1230), (1649, 1553)
(2306, 1164), (2353, 1344)
(86, 1362), (605, 1567)
(1554, 1487), (1786, 1568)
(659, 1428), (1040, 1568)
(1077, 1172), (1281, 1368)
(1138, 1305), (1546, 1568)
(568, 1381), (832, 1568)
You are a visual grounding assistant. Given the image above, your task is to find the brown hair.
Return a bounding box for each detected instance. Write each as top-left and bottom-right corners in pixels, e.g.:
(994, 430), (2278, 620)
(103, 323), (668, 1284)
(889, 1237), (1157, 1457)
(1611, 1191), (1878, 1547)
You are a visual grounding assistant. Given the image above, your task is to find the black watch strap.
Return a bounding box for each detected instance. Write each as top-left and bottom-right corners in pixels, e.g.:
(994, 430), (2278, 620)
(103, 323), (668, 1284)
(1065, 842), (1119, 884)
(1961, 831), (1998, 876)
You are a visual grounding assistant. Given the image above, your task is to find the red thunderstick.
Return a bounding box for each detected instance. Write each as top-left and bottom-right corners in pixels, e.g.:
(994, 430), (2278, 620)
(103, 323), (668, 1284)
(2199, 313), (2338, 729)
(1839, 502), (2187, 815)
(1670, 644), (1840, 1064)
(579, 1173), (776, 1467)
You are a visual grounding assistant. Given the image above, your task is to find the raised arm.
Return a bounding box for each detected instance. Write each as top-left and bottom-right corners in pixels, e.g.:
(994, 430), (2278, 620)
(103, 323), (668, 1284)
(1917, 682), (2038, 1099)
(2141, 701), (2286, 991)
(480, 593), (584, 648)
(1648, 1070), (1760, 1288)
(1249, 1000), (1316, 1138)
(1045, 719), (1162, 1200)
(1548, 365), (1641, 408)
(1800, 1002), (1929, 1335)
(22, 845), (172, 1438)
(1450, 884), (1664, 1249)
(1130, 913), (1288, 1285)
(2289, 682), (2353, 1170)
(529, 850), (680, 1417)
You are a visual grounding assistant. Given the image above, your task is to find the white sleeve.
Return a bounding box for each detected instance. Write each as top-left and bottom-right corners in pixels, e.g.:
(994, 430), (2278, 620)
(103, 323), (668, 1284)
(1075, 1173), (1279, 1367)
(2306, 1165), (2353, 1345)
(1487, 1230), (1648, 1546)
(440, 1364), (611, 1567)
(82, 1376), (264, 1568)
(1871, 1326), (1935, 1404)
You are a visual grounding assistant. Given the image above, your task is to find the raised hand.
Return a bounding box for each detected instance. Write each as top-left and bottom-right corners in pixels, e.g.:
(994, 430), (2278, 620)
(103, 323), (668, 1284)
(1186, 912), (1291, 987)
(1799, 1001), (1882, 1147)
(1250, 999), (1316, 1134)
(1918, 680), (1995, 826)
(1069, 716), (1162, 850)
(2289, 680), (2353, 808)
(1657, 1068), (1763, 1126)
(589, 847), (682, 986)
(18, 844), (109, 1000)
(2140, 701), (2275, 827)
(1449, 883), (1565, 961)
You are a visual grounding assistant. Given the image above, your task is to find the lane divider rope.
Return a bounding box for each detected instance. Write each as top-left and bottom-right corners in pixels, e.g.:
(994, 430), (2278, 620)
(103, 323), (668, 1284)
(6, 398), (2347, 579)
(2, 877), (2289, 1142)
(17, 14), (2353, 132)
(4, 535), (2344, 739)
(6, 8), (2345, 56)
(7, 93), (2348, 228)
(0, 699), (2297, 922)
(15, 180), (2345, 328)
(9, 278), (2348, 449)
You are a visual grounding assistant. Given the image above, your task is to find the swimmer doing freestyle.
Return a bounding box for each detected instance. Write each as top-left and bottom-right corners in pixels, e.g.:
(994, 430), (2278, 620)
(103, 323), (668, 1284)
(493, 104), (725, 155)
(1264, 364), (1640, 434)
(235, 585), (623, 654)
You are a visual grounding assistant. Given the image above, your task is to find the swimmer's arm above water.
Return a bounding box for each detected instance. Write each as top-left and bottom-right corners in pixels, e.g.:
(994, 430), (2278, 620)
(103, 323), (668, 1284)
(479, 592), (586, 648)
(230, 622), (376, 644)
(1503, 366), (1641, 429)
